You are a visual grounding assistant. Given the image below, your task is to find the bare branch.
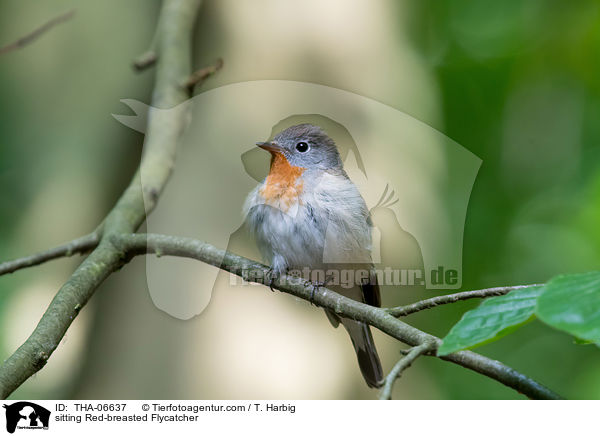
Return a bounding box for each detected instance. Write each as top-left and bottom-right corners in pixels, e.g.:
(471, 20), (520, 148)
(0, 228), (101, 277)
(0, 9), (76, 56)
(133, 30), (158, 72)
(182, 58), (223, 91)
(113, 232), (563, 400)
(133, 50), (157, 71)
(386, 285), (541, 317)
(379, 342), (434, 400)
(0, 0), (203, 400)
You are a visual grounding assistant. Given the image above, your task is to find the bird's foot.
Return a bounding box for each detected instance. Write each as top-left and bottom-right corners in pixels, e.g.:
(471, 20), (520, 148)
(265, 268), (279, 291)
(306, 275), (334, 306)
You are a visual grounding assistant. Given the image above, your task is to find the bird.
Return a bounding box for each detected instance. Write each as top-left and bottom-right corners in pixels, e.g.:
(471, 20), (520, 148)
(243, 123), (384, 388)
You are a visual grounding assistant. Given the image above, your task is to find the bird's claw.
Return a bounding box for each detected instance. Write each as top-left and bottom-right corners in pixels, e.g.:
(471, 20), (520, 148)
(265, 268), (280, 291)
(306, 275), (333, 306)
(310, 284), (319, 305)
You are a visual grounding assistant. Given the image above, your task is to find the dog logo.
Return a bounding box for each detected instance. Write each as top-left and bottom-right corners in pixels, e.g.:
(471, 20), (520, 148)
(2, 402), (50, 433)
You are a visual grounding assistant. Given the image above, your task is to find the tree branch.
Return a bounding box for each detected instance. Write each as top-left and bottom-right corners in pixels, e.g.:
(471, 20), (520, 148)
(0, 0), (203, 399)
(113, 232), (563, 400)
(386, 285), (541, 317)
(0, 227), (102, 277)
(133, 31), (158, 72)
(182, 58), (224, 91)
(0, 9), (76, 56)
(379, 342), (434, 400)
(133, 50), (157, 72)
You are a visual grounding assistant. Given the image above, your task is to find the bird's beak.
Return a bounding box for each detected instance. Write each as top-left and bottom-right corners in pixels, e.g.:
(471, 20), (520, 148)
(256, 141), (283, 154)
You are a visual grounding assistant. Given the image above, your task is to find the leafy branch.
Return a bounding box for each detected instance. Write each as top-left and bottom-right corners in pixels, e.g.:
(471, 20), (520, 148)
(438, 274), (600, 356)
(0, 225), (564, 399)
(8, 232), (565, 399)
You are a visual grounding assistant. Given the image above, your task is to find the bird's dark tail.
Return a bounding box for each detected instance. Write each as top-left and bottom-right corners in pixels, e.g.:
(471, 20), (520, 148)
(341, 318), (384, 388)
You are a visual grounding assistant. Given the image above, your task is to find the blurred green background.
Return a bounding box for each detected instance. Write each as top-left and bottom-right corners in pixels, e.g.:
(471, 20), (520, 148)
(0, 0), (599, 399)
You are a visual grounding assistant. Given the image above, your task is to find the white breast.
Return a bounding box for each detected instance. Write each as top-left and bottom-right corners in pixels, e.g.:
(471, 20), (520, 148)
(243, 171), (373, 273)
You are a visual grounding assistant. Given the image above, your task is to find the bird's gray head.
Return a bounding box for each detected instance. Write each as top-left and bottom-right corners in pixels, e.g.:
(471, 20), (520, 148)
(256, 123), (343, 170)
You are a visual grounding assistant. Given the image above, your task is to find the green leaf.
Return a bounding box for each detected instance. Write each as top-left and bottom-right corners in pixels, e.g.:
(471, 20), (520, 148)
(536, 271), (600, 343)
(437, 286), (544, 356)
(572, 337), (598, 346)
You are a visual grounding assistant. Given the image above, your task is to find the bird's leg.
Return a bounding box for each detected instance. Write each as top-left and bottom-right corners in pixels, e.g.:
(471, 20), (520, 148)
(310, 284), (318, 305)
(265, 267), (280, 291)
(266, 255), (288, 291)
(306, 273), (335, 305)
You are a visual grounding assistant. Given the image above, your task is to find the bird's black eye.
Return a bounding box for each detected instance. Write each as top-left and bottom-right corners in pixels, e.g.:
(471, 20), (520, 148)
(295, 142), (309, 152)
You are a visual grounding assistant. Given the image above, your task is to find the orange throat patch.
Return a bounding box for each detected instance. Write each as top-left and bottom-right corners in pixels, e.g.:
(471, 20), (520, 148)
(259, 152), (305, 212)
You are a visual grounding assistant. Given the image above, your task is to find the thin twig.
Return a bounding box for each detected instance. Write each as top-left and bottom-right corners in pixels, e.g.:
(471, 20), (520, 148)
(182, 58), (223, 91)
(0, 229), (101, 277)
(379, 342), (434, 400)
(113, 232), (562, 400)
(0, 9), (75, 56)
(133, 50), (157, 71)
(386, 285), (542, 317)
(133, 31), (158, 71)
